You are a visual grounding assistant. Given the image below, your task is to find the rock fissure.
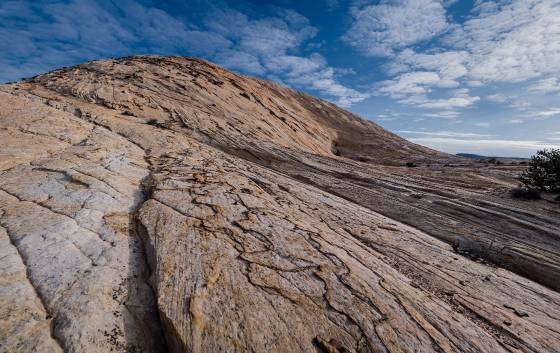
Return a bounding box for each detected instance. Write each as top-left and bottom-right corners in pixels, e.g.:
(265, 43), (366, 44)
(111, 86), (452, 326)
(2, 56), (560, 353)
(0, 220), (67, 352)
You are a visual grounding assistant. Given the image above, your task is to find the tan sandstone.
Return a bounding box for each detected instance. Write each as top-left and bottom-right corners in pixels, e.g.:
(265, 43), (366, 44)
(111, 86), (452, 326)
(0, 56), (559, 353)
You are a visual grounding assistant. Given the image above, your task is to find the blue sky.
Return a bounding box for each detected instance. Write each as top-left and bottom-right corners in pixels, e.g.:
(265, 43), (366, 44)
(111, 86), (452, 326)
(1, 0), (559, 157)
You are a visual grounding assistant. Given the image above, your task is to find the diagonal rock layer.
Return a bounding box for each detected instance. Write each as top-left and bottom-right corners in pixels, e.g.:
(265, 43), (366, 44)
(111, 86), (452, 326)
(0, 56), (559, 353)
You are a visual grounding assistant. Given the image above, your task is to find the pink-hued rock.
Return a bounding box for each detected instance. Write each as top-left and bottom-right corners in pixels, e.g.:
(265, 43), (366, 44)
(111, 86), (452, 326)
(0, 56), (559, 353)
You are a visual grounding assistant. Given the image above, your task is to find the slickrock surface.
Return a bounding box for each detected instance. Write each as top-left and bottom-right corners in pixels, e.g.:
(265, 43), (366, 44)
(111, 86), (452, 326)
(1, 56), (559, 353)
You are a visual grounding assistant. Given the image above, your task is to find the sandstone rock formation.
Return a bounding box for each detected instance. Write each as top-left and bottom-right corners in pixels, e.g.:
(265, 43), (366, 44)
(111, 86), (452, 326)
(1, 56), (559, 353)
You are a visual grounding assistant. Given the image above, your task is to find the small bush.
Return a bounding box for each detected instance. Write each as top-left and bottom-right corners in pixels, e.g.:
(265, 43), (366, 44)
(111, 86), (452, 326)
(487, 157), (498, 164)
(555, 194), (560, 202)
(519, 149), (560, 192)
(510, 188), (541, 200)
(406, 162), (417, 168)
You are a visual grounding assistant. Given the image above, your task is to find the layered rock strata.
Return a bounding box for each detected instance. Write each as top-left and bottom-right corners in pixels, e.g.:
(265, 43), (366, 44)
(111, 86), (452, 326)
(1, 56), (559, 352)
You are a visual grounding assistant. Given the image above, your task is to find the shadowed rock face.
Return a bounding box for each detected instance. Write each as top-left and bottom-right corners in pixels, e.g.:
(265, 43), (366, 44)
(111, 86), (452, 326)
(0, 56), (559, 353)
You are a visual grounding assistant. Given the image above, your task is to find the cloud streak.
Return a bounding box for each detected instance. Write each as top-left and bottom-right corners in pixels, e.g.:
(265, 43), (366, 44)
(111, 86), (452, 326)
(528, 78), (560, 94)
(409, 137), (560, 158)
(398, 130), (495, 138)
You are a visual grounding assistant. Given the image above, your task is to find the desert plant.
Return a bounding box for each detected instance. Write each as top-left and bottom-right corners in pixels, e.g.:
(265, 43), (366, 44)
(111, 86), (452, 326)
(510, 187), (541, 200)
(519, 149), (560, 192)
(406, 162), (417, 168)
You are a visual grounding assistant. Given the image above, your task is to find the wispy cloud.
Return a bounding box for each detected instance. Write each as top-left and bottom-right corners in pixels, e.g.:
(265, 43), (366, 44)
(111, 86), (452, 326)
(398, 130), (495, 138)
(474, 122), (491, 128)
(448, 0), (560, 84)
(378, 77), (479, 110)
(386, 49), (468, 84)
(202, 7), (369, 106)
(531, 108), (560, 119)
(417, 89), (480, 109)
(326, 0), (340, 11)
(509, 100), (532, 111)
(0, 0), (367, 107)
(351, 0), (560, 115)
(528, 78), (560, 94)
(409, 137), (560, 157)
(343, 0), (449, 57)
(486, 94), (510, 103)
(422, 111), (460, 119)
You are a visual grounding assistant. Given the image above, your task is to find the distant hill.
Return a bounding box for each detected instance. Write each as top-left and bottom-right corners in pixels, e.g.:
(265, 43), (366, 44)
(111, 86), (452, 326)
(457, 153), (529, 161)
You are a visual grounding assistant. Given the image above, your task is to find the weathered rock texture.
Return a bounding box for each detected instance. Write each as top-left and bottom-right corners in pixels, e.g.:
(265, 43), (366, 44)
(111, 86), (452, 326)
(1, 56), (559, 353)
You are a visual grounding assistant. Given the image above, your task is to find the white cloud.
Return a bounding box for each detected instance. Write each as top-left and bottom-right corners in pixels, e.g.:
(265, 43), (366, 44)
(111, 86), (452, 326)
(385, 86), (479, 110)
(486, 95), (534, 113)
(528, 78), (560, 94)
(508, 119), (524, 124)
(375, 110), (404, 121)
(473, 122), (491, 128)
(0, 0), (235, 81)
(417, 89), (480, 109)
(398, 130), (495, 138)
(531, 108), (560, 119)
(199, 8), (368, 106)
(510, 100), (532, 111)
(289, 67), (370, 106)
(409, 137), (560, 157)
(378, 71), (448, 99)
(267, 54), (325, 78)
(486, 94), (510, 103)
(343, 0), (448, 57)
(0, 1), (368, 107)
(206, 8), (317, 59)
(450, 0), (560, 84)
(422, 110), (460, 119)
(387, 49), (468, 80)
(362, 0), (560, 114)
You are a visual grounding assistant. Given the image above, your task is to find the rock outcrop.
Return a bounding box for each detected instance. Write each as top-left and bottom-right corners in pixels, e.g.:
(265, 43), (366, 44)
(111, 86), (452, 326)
(1, 56), (559, 353)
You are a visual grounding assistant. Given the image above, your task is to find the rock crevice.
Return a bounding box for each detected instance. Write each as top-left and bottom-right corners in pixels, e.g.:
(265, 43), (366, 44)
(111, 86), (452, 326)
(1, 56), (559, 353)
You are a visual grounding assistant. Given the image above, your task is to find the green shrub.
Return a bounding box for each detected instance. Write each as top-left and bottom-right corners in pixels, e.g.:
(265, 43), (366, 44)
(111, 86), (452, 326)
(406, 162), (417, 168)
(519, 149), (560, 192)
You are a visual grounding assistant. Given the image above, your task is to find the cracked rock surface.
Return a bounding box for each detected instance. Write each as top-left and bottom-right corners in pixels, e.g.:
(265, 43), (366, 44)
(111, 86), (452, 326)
(1, 56), (559, 352)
